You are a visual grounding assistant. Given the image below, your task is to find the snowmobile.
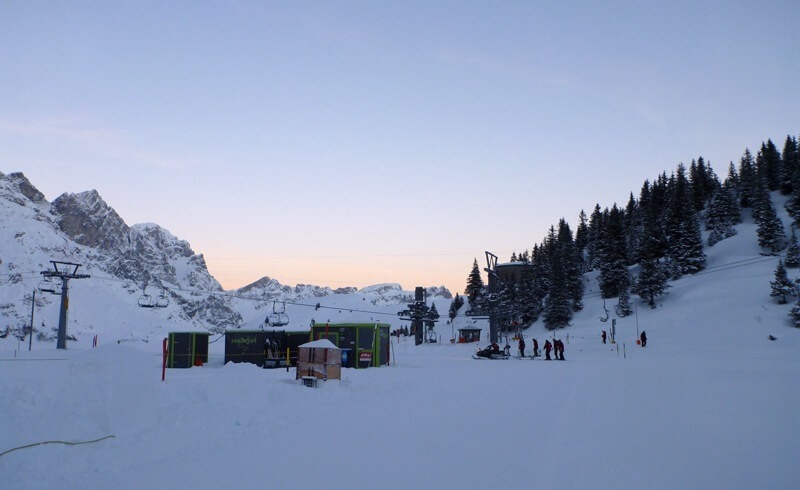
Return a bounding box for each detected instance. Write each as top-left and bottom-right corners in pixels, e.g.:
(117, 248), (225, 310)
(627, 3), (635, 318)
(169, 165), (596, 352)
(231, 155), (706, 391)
(472, 344), (510, 360)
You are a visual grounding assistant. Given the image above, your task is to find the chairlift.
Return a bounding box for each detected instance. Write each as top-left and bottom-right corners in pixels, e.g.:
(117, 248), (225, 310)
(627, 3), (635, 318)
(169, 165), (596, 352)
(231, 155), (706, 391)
(599, 298), (610, 323)
(154, 289), (170, 308)
(265, 301), (289, 327)
(138, 294), (156, 308)
(37, 278), (60, 295)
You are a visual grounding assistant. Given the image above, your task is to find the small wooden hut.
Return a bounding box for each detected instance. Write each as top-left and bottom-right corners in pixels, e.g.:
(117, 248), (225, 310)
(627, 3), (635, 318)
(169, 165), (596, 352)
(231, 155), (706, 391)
(457, 327), (482, 343)
(296, 339), (342, 381)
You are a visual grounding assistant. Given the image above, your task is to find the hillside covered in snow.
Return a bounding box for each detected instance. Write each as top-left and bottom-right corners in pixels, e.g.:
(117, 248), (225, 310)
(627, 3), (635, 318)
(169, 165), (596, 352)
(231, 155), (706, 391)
(2, 177), (798, 489)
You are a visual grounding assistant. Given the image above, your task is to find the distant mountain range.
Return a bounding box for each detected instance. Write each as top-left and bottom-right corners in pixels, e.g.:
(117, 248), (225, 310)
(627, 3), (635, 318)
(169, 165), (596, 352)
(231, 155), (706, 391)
(0, 171), (451, 340)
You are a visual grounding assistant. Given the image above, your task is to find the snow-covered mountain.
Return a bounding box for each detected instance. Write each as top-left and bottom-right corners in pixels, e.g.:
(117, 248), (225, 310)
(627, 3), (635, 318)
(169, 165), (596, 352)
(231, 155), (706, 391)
(0, 171), (452, 342)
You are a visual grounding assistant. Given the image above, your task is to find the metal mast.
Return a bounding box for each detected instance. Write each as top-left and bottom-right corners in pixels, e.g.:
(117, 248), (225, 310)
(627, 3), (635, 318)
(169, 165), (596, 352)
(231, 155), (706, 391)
(40, 261), (90, 349)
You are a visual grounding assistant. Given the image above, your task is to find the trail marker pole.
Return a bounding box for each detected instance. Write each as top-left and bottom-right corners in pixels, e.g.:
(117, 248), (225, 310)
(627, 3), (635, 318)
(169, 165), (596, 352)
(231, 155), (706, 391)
(28, 289), (35, 351)
(161, 338), (167, 381)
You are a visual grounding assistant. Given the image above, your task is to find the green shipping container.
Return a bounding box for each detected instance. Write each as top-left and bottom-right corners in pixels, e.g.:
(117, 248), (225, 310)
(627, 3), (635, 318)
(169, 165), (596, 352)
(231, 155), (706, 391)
(310, 323), (390, 368)
(167, 332), (210, 368)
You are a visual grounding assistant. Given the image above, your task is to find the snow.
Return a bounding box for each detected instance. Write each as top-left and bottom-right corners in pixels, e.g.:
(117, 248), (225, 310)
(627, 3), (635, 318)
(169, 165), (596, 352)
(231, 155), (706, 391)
(299, 338), (340, 349)
(2, 191), (800, 489)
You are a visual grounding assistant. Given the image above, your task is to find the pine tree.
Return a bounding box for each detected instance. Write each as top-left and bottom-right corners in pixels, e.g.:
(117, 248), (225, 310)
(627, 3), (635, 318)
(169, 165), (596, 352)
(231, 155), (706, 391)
(448, 294), (464, 319)
(635, 258), (668, 308)
(705, 183), (741, 246)
(556, 218), (584, 311)
(738, 149), (758, 208)
(753, 180), (786, 253)
(543, 257), (571, 330)
(598, 205), (629, 298)
(586, 204), (603, 270)
(616, 281), (633, 317)
(516, 264), (542, 323)
(465, 259), (484, 307)
(575, 209), (589, 268)
(785, 229), (800, 268)
(666, 164), (706, 275)
(756, 140), (782, 192)
(770, 259), (794, 304)
(623, 192), (640, 265)
(781, 135), (798, 195)
(789, 299), (800, 328)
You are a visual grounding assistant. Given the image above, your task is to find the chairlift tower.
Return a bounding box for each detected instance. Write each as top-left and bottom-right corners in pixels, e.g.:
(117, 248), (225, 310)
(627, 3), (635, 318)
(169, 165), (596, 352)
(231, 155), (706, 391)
(483, 252), (500, 345)
(40, 261), (90, 349)
(464, 252), (501, 344)
(397, 287), (438, 346)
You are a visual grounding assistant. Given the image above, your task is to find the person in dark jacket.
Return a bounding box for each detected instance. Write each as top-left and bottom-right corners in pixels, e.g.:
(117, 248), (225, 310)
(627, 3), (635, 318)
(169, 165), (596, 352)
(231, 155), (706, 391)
(558, 339), (565, 360)
(532, 338), (539, 357)
(640, 331), (647, 347)
(518, 336), (526, 357)
(601, 330), (607, 344)
(544, 339), (552, 360)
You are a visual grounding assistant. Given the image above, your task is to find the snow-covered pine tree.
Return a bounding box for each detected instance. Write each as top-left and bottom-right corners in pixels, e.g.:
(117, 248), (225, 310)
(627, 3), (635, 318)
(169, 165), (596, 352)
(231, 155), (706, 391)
(465, 258), (485, 307)
(556, 218), (584, 311)
(616, 273), (633, 317)
(785, 229), (800, 268)
(789, 299), (800, 328)
(575, 209), (589, 269)
(738, 148), (758, 208)
(756, 139), (783, 192)
(516, 263), (541, 323)
(448, 293), (464, 319)
(753, 180), (786, 253)
(543, 257), (571, 330)
(636, 197), (669, 307)
(705, 183), (741, 246)
(586, 204), (603, 271)
(635, 258), (668, 308)
(770, 259), (795, 304)
(623, 192), (641, 265)
(780, 135), (798, 195)
(598, 205), (629, 298)
(666, 164), (706, 275)
(689, 157), (719, 211)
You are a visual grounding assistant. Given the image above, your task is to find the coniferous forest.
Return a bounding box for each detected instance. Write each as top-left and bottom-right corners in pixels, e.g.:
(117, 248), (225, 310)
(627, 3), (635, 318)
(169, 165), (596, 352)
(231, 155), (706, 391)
(464, 134), (800, 330)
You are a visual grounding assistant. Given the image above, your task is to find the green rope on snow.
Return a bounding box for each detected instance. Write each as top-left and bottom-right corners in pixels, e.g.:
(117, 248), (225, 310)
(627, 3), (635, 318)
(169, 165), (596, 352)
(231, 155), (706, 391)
(0, 435), (115, 458)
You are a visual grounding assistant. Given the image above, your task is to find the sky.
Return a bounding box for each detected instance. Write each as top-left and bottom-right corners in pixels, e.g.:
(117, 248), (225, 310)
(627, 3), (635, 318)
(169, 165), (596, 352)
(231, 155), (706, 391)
(2, 1), (799, 294)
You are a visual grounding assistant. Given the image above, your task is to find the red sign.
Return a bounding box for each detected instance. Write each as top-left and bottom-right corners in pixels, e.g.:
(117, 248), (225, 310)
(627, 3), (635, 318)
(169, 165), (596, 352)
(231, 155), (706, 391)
(359, 352), (372, 362)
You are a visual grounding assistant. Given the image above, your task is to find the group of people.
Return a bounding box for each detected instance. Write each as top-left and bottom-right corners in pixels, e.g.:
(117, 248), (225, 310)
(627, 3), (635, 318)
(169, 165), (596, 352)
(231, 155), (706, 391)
(543, 338), (565, 360)
(516, 336), (564, 360)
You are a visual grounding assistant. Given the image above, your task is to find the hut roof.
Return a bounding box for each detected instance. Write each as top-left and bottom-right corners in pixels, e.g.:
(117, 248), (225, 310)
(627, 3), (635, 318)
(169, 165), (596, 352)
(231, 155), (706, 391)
(458, 327), (482, 332)
(299, 339), (340, 349)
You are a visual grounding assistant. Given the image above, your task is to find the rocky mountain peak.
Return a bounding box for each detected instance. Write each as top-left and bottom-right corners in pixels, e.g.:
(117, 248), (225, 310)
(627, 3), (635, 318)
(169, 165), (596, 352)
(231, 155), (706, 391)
(50, 189), (129, 252)
(1, 172), (46, 203)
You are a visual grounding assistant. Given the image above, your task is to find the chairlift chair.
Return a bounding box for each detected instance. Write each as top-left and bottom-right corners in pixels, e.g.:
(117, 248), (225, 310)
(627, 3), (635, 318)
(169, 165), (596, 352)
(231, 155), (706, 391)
(138, 293), (156, 308)
(154, 290), (170, 308)
(38, 278), (60, 295)
(266, 301), (289, 327)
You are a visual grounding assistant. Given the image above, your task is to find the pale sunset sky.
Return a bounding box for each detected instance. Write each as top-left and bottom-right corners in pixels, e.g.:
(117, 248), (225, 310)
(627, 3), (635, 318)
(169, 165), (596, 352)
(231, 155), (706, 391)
(2, 1), (799, 294)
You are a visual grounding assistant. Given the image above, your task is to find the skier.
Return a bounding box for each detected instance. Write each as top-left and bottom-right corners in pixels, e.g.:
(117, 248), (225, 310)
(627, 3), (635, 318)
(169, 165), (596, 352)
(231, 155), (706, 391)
(518, 336), (526, 357)
(640, 331), (647, 347)
(544, 339), (552, 360)
(532, 338), (539, 357)
(558, 339), (565, 360)
(601, 330), (607, 344)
